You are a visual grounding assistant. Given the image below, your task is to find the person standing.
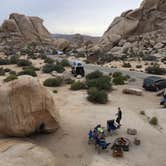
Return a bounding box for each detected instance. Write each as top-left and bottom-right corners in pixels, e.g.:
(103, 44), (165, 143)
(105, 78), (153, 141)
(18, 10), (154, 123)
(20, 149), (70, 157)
(116, 107), (122, 125)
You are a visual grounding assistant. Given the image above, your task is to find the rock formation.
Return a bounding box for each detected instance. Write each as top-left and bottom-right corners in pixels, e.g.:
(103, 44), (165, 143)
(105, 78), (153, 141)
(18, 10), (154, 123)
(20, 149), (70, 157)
(96, 0), (166, 56)
(0, 13), (54, 54)
(0, 139), (56, 166)
(0, 76), (59, 137)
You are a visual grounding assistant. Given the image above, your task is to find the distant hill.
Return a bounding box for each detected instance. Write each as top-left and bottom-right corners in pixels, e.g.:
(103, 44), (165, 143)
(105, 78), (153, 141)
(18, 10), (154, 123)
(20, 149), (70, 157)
(52, 33), (100, 43)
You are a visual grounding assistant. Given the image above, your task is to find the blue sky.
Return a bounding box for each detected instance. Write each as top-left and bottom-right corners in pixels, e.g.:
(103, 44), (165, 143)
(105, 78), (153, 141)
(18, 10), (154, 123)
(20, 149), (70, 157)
(0, 0), (142, 36)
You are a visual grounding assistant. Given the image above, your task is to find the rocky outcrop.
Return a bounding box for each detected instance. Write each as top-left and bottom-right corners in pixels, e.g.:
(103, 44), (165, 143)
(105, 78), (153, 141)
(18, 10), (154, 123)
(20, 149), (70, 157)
(0, 76), (59, 137)
(0, 13), (54, 54)
(97, 0), (166, 56)
(53, 38), (71, 51)
(0, 140), (56, 166)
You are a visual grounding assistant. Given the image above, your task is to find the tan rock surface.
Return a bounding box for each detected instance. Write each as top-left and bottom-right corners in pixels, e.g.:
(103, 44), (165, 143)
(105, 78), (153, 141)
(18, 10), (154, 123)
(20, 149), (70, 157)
(97, 0), (166, 53)
(0, 76), (59, 136)
(0, 139), (56, 166)
(0, 13), (54, 54)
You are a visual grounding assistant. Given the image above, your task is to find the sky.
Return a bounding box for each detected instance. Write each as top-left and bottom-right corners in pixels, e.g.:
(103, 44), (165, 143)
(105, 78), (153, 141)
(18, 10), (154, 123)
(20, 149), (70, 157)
(0, 0), (142, 36)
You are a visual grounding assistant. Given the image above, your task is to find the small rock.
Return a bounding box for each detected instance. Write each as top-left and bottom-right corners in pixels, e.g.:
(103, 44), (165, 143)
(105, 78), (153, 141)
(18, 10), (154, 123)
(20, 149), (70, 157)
(134, 138), (141, 145)
(127, 128), (137, 135)
(123, 88), (143, 96)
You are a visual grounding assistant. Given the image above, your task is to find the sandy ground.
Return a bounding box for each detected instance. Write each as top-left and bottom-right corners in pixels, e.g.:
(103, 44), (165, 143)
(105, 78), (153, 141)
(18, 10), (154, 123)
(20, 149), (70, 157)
(0, 56), (166, 166)
(104, 60), (166, 73)
(24, 83), (166, 166)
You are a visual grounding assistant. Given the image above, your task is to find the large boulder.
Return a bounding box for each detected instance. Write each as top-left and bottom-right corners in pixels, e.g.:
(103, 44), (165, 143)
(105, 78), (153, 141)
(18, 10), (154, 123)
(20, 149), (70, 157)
(0, 139), (56, 166)
(0, 13), (54, 54)
(0, 76), (59, 137)
(53, 38), (71, 51)
(97, 0), (166, 53)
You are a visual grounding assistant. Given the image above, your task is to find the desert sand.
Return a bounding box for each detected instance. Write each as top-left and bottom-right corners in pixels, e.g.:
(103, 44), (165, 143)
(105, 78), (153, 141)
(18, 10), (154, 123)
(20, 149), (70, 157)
(0, 55), (166, 166)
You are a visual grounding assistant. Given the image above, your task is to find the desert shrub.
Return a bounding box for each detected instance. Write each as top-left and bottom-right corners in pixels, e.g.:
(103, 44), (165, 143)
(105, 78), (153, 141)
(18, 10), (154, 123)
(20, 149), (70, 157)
(164, 103), (166, 108)
(140, 110), (145, 115)
(161, 57), (166, 63)
(44, 57), (55, 64)
(86, 75), (112, 91)
(42, 64), (55, 73)
(43, 77), (63, 87)
(4, 74), (18, 82)
(112, 72), (123, 78)
(64, 78), (75, 84)
(17, 59), (32, 67)
(142, 55), (157, 61)
(9, 55), (19, 64)
(9, 70), (16, 75)
(60, 59), (70, 67)
(113, 76), (125, 85)
(0, 67), (5, 75)
(42, 63), (65, 73)
(18, 68), (37, 77)
(87, 87), (108, 104)
(0, 58), (9, 65)
(136, 65), (142, 69)
(53, 89), (58, 93)
(54, 63), (65, 73)
(122, 62), (132, 68)
(4, 68), (11, 72)
(86, 70), (103, 80)
(23, 66), (40, 71)
(149, 117), (158, 125)
(145, 64), (166, 75)
(71, 81), (86, 90)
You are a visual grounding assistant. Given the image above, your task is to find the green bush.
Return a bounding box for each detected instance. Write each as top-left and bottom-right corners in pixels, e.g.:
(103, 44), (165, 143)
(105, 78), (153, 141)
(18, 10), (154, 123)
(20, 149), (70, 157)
(164, 103), (166, 108)
(9, 70), (17, 75)
(9, 55), (19, 64)
(64, 78), (75, 84)
(113, 76), (125, 85)
(145, 64), (166, 75)
(0, 67), (5, 76)
(140, 110), (145, 115)
(23, 66), (40, 71)
(112, 72), (123, 78)
(44, 57), (55, 64)
(60, 59), (70, 67)
(54, 63), (65, 73)
(71, 81), (86, 90)
(18, 68), (37, 77)
(86, 75), (112, 91)
(17, 59), (32, 67)
(86, 70), (103, 80)
(42, 63), (65, 73)
(87, 87), (108, 104)
(0, 58), (9, 65)
(122, 62), (132, 68)
(142, 55), (157, 61)
(149, 117), (158, 125)
(43, 77), (63, 87)
(4, 68), (11, 72)
(136, 65), (142, 69)
(53, 89), (58, 93)
(4, 74), (18, 82)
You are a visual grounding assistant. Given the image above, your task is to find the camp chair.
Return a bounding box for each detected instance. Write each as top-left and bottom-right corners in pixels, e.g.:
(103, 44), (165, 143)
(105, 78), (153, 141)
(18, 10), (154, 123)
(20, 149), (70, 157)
(107, 120), (120, 132)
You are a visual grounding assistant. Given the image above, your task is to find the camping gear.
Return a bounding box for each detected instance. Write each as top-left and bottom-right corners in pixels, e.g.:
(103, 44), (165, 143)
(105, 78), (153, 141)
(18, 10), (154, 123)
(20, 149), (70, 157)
(95, 138), (111, 153)
(112, 147), (123, 157)
(134, 138), (141, 146)
(112, 137), (130, 151)
(127, 128), (137, 135)
(107, 119), (120, 132)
